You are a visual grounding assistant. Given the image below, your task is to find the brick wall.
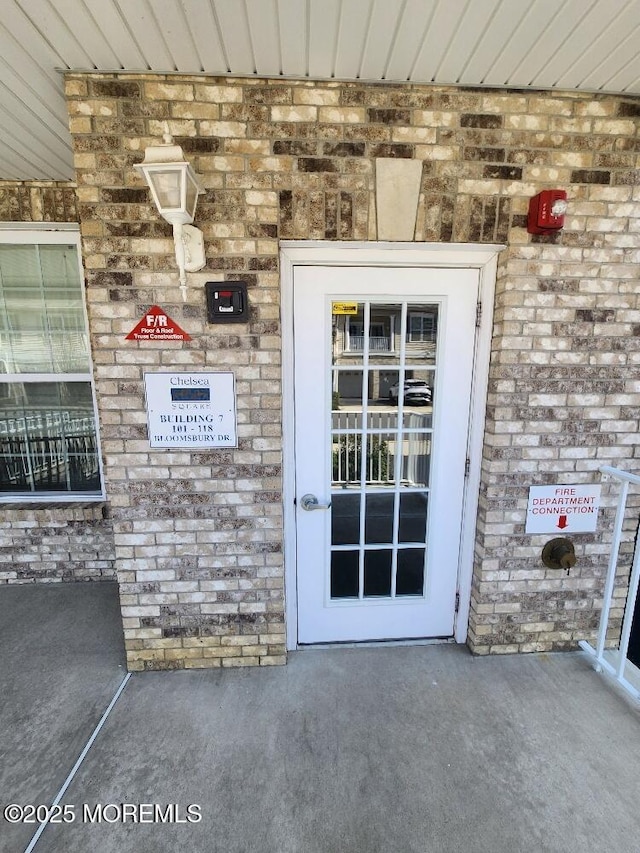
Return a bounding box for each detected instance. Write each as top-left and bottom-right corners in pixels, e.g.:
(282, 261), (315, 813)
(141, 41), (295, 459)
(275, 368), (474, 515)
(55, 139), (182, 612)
(0, 181), (79, 222)
(64, 73), (640, 668)
(0, 506), (115, 584)
(0, 182), (116, 585)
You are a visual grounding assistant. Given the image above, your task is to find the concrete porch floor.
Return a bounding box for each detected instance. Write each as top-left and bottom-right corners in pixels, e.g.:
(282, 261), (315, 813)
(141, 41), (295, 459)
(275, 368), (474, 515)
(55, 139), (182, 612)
(1, 584), (639, 853)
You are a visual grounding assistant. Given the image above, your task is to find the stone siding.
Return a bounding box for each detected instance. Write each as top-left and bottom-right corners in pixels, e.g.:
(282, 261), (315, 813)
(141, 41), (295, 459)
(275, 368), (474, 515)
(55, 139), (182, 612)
(0, 181), (79, 222)
(0, 506), (115, 584)
(63, 73), (640, 668)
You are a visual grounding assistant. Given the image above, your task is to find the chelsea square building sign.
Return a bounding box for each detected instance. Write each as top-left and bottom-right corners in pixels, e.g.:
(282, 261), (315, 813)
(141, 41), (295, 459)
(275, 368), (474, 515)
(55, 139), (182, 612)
(144, 373), (238, 448)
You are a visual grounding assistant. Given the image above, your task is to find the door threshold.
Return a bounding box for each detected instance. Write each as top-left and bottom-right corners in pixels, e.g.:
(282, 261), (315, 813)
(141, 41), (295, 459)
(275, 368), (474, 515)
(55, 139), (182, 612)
(296, 637), (456, 651)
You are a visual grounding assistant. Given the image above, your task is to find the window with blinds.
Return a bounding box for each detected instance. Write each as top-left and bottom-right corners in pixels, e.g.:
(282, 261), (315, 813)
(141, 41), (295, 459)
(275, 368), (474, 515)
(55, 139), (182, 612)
(0, 232), (103, 500)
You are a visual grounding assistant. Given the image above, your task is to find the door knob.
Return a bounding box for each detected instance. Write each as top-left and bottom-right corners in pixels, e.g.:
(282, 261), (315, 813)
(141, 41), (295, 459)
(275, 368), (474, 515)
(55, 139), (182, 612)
(300, 493), (332, 511)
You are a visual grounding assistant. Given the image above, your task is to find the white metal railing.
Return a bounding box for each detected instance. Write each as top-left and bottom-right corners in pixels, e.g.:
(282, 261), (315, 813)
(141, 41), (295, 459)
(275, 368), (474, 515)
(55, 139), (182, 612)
(332, 433), (392, 484)
(331, 411), (431, 486)
(0, 408), (98, 492)
(347, 336), (392, 352)
(332, 412), (431, 431)
(579, 465), (640, 701)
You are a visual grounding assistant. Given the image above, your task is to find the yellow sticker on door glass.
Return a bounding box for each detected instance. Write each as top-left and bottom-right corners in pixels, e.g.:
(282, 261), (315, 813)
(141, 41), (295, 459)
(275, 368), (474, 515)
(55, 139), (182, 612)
(332, 302), (359, 315)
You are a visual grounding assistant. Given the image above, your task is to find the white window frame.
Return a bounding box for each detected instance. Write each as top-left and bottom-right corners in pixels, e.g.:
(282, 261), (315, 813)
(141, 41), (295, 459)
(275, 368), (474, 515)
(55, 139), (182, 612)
(408, 311), (437, 343)
(0, 224), (105, 503)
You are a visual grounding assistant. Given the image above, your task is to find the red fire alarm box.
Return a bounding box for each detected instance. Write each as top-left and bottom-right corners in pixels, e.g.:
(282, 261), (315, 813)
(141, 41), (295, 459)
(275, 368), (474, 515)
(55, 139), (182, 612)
(527, 190), (567, 234)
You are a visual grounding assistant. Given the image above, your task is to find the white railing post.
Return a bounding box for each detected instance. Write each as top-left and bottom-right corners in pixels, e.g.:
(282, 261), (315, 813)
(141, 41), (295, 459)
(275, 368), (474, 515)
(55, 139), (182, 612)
(579, 465), (640, 701)
(617, 532), (640, 678)
(595, 478), (628, 661)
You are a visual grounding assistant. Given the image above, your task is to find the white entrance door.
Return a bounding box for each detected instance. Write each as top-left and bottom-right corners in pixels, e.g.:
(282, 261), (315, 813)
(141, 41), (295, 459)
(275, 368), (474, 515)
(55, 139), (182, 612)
(294, 264), (479, 644)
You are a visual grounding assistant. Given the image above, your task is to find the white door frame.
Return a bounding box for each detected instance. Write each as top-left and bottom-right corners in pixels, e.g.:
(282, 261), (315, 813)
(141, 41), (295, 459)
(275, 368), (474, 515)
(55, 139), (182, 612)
(281, 241), (504, 651)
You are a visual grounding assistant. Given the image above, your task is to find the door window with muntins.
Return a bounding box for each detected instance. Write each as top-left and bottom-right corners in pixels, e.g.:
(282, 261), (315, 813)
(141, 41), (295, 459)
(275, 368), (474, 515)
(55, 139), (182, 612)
(331, 301), (437, 601)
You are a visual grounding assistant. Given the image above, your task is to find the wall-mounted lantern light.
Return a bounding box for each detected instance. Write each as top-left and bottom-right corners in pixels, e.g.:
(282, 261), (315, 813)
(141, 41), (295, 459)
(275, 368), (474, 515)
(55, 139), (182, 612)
(134, 130), (206, 300)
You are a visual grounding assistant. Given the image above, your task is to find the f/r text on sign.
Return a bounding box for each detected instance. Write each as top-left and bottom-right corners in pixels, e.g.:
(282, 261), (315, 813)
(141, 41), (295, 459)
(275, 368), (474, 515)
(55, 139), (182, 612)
(125, 305), (191, 342)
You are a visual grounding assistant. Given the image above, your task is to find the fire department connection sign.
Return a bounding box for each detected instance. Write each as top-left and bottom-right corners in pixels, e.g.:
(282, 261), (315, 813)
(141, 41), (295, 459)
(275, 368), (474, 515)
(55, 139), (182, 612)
(525, 484), (601, 534)
(144, 372), (237, 448)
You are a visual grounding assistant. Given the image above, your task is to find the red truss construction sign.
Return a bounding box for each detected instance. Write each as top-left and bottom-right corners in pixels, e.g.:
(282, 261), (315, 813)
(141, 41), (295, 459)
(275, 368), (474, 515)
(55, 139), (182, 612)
(125, 305), (191, 342)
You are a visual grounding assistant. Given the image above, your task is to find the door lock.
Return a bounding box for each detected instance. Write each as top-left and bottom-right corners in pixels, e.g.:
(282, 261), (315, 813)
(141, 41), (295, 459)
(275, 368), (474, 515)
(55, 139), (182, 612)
(300, 493), (332, 511)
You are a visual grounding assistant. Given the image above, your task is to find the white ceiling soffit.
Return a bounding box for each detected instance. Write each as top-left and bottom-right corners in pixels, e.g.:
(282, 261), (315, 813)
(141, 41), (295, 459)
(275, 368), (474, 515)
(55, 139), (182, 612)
(1, 0), (640, 182)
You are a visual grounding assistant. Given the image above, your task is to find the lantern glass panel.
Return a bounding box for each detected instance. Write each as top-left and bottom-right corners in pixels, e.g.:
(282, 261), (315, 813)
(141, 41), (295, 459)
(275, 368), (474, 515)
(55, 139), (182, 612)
(150, 169), (183, 210)
(185, 175), (199, 220)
